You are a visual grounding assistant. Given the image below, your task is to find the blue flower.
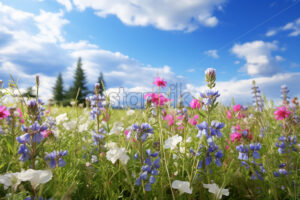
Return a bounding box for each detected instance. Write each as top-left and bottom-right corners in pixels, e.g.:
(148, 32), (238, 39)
(215, 150), (223, 166)
(135, 150), (160, 191)
(45, 150), (68, 168)
(18, 144), (30, 161)
(93, 130), (105, 146)
(145, 183), (152, 191)
(210, 121), (224, 137)
(236, 144), (249, 161)
(278, 169), (288, 175)
(149, 175), (156, 184)
(249, 143), (261, 159)
(196, 121), (208, 138)
(131, 123), (153, 142)
(17, 133), (31, 144)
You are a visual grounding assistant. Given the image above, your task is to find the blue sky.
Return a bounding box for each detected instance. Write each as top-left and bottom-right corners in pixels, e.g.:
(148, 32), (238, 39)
(0, 0), (300, 105)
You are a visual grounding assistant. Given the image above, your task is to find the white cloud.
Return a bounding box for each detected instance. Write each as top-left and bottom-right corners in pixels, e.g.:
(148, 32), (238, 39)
(0, 2), (182, 102)
(282, 18), (300, 36)
(231, 40), (280, 76)
(234, 60), (240, 65)
(185, 72), (300, 105)
(266, 29), (277, 37)
(56, 0), (73, 12)
(187, 68), (195, 72)
(266, 17), (300, 37)
(275, 55), (284, 61)
(34, 10), (69, 43)
(204, 49), (219, 58)
(72, 0), (226, 32)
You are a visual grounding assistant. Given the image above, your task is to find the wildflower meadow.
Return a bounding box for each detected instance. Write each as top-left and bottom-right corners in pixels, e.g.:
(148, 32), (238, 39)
(0, 68), (299, 200)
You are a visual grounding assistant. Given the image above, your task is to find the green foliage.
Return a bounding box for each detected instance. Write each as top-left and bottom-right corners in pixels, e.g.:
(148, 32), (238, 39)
(68, 57), (89, 104)
(22, 87), (36, 98)
(53, 73), (65, 105)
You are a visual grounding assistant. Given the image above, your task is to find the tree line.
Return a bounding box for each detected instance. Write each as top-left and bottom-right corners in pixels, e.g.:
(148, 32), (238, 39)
(52, 57), (105, 105)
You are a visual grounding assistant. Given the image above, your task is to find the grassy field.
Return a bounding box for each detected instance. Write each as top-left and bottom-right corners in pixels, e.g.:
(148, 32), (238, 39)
(0, 73), (299, 200)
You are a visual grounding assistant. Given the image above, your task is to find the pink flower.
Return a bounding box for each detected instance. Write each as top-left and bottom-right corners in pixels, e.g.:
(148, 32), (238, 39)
(177, 124), (184, 130)
(235, 124), (241, 131)
(124, 129), (136, 143)
(124, 129), (130, 137)
(190, 99), (202, 110)
(177, 115), (184, 120)
(226, 110), (232, 119)
(0, 105), (10, 120)
(41, 130), (49, 138)
(188, 115), (199, 126)
(164, 114), (174, 126)
(16, 108), (24, 124)
(144, 93), (169, 106)
(274, 106), (292, 120)
(233, 104), (241, 112)
(153, 77), (167, 88)
(230, 132), (242, 142)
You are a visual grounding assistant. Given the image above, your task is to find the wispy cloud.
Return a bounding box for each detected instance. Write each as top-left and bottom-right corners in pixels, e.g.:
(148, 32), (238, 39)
(72, 0), (226, 32)
(204, 49), (219, 58)
(266, 17), (300, 37)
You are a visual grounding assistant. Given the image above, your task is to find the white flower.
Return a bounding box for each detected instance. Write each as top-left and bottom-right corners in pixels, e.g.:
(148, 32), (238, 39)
(17, 169), (52, 189)
(91, 155), (98, 163)
(105, 142), (118, 150)
(126, 109), (135, 116)
(78, 122), (89, 132)
(106, 146), (129, 165)
(109, 122), (124, 135)
(63, 120), (77, 130)
(203, 183), (229, 199)
(55, 113), (68, 124)
(186, 136), (192, 143)
(172, 180), (192, 194)
(0, 172), (21, 190)
(164, 134), (182, 150)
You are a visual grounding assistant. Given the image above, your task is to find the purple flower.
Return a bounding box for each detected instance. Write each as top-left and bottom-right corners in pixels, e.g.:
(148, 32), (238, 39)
(17, 133), (31, 144)
(196, 121), (208, 138)
(18, 144), (30, 161)
(45, 150), (68, 168)
(249, 143), (261, 159)
(236, 144), (249, 161)
(131, 123), (153, 142)
(215, 150), (223, 166)
(210, 121), (224, 137)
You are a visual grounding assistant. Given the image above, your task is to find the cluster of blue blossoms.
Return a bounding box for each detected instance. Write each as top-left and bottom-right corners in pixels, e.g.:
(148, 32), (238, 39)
(45, 150), (68, 168)
(196, 121), (224, 168)
(276, 136), (297, 154)
(129, 123), (153, 142)
(200, 90), (220, 106)
(27, 99), (45, 121)
(135, 149), (160, 191)
(236, 143), (266, 180)
(89, 92), (106, 120)
(17, 121), (48, 161)
(274, 136), (297, 177)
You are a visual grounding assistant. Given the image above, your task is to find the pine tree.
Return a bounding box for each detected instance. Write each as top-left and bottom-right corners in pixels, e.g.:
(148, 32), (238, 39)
(97, 72), (106, 96)
(53, 73), (65, 105)
(68, 57), (89, 104)
(22, 87), (36, 98)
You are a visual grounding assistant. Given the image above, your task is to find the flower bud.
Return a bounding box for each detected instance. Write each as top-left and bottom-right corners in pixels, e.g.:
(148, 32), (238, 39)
(35, 75), (40, 87)
(205, 68), (216, 88)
